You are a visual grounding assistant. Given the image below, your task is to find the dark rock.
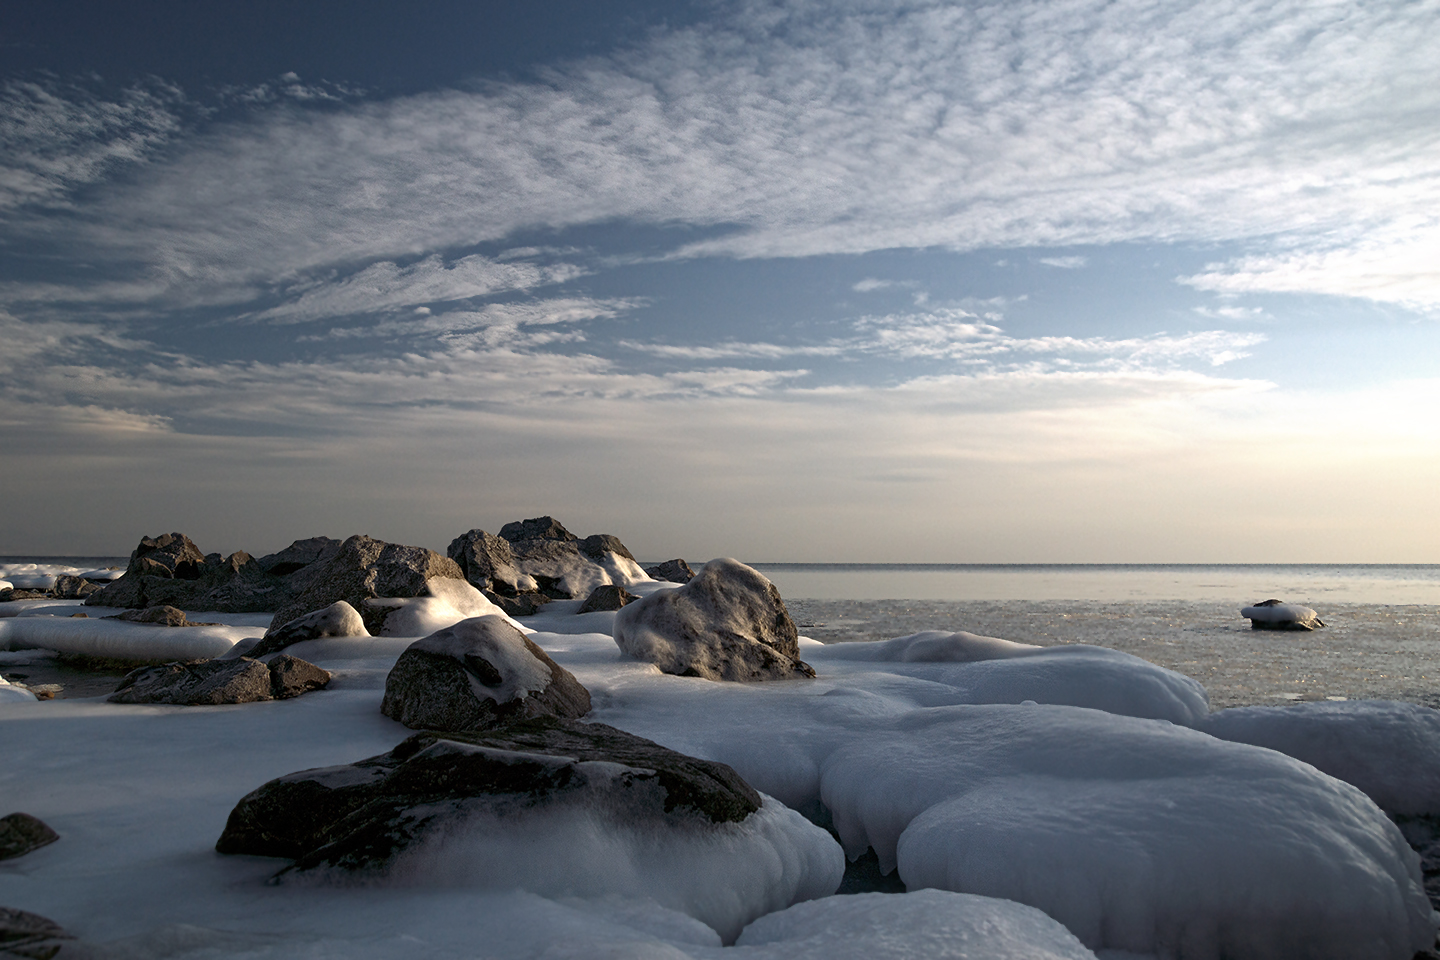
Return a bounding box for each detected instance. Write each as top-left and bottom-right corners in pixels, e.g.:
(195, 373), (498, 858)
(84, 533), (314, 613)
(129, 532), (207, 581)
(612, 557), (814, 682)
(267, 655), (334, 699)
(580, 534), (636, 562)
(0, 589), (47, 602)
(215, 717), (762, 877)
(51, 576), (101, 600)
(257, 537), (343, 576)
(446, 529), (528, 595)
(645, 559), (696, 584)
(483, 590), (551, 618)
(249, 601), (368, 658)
(0, 906), (74, 957)
(267, 535), (466, 633)
(381, 616), (590, 731)
(498, 516), (577, 542)
(104, 605), (201, 627)
(0, 813), (59, 861)
(577, 584), (638, 613)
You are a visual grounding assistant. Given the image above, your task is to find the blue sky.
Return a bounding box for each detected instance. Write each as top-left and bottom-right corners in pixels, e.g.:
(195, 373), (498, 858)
(2, 0), (1437, 561)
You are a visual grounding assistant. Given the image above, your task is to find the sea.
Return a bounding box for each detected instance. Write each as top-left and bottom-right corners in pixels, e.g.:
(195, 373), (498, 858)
(6, 557), (1440, 711)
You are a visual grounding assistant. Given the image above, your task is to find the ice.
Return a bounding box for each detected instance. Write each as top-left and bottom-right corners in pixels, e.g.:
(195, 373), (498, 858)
(734, 889), (1099, 959)
(364, 577), (528, 637)
(816, 628), (1044, 662)
(1200, 699), (1440, 815)
(0, 671), (37, 701)
(0, 615), (253, 660)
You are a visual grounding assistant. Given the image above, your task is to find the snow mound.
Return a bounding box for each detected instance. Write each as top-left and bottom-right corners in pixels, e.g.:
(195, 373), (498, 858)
(0, 673), (38, 701)
(817, 703), (1434, 959)
(736, 889), (1098, 959)
(1200, 699), (1440, 815)
(365, 577), (529, 637)
(808, 641), (1210, 725)
(0, 616), (252, 660)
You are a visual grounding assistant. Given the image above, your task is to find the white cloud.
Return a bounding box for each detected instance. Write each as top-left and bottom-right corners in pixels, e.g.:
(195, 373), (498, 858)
(853, 278), (896, 292)
(1039, 256), (1087, 269)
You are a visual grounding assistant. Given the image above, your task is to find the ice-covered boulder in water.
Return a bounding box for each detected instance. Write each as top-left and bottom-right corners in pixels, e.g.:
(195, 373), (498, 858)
(216, 716), (843, 943)
(382, 615), (590, 730)
(1200, 699), (1440, 816)
(248, 600), (369, 658)
(1242, 598), (1324, 630)
(108, 654), (331, 705)
(266, 534), (466, 633)
(614, 558), (815, 682)
(820, 703), (1436, 960)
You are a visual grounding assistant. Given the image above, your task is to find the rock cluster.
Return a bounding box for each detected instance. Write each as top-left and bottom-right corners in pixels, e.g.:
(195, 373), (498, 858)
(215, 717), (762, 879)
(108, 655), (331, 705)
(381, 616), (591, 731)
(613, 558), (814, 682)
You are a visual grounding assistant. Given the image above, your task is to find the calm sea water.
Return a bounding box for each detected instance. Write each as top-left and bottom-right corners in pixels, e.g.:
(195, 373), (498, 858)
(748, 564), (1440, 711)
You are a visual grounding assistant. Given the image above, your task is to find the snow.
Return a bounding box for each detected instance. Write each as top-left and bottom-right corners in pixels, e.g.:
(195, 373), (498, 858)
(0, 614), (254, 661)
(2, 595), (1438, 959)
(0, 671), (37, 701)
(1200, 699), (1440, 815)
(365, 577), (528, 637)
(1241, 601), (1319, 624)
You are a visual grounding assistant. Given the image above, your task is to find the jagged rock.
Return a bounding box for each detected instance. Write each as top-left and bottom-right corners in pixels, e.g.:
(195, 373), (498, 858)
(483, 590), (551, 618)
(578, 584), (638, 613)
(104, 604), (212, 627)
(257, 537), (343, 576)
(446, 529), (532, 595)
(267, 535), (466, 633)
(645, 559), (696, 583)
(84, 533), (322, 613)
(1242, 599), (1326, 631)
(131, 532), (208, 580)
(51, 575), (101, 600)
(0, 906), (74, 957)
(613, 558), (814, 682)
(108, 656), (331, 705)
(498, 516), (644, 600)
(249, 601), (369, 658)
(0, 813), (59, 861)
(498, 516), (577, 542)
(380, 616), (590, 731)
(214, 716), (762, 877)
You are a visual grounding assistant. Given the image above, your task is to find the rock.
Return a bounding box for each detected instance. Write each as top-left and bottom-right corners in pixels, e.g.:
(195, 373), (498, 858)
(257, 536), (343, 576)
(215, 716), (762, 872)
(498, 516), (644, 600)
(128, 531), (208, 580)
(645, 558), (696, 583)
(498, 516), (578, 542)
(577, 583), (638, 613)
(104, 604), (206, 627)
(482, 590), (551, 618)
(0, 813), (59, 861)
(613, 558), (814, 682)
(1242, 599), (1325, 631)
(381, 616), (590, 731)
(249, 601), (369, 658)
(579, 533), (636, 562)
(267, 655), (334, 699)
(84, 533), (319, 613)
(108, 656), (330, 705)
(446, 529), (533, 596)
(50, 575), (101, 600)
(266, 534), (466, 633)
(0, 589), (47, 602)
(0, 906), (74, 957)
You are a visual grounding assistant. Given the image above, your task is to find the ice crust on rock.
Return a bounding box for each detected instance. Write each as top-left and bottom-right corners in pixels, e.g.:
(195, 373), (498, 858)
(1200, 699), (1440, 815)
(1241, 599), (1324, 630)
(613, 558), (815, 681)
(735, 889), (1099, 959)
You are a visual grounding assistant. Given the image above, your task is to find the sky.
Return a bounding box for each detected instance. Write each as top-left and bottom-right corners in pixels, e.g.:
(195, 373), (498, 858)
(2, 0), (1437, 562)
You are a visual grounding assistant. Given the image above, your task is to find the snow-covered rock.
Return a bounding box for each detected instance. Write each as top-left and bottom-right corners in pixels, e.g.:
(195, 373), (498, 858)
(361, 576), (523, 637)
(499, 516), (650, 599)
(446, 528), (536, 595)
(1241, 599), (1324, 630)
(218, 717), (842, 942)
(249, 600), (369, 658)
(381, 616), (591, 731)
(613, 558), (815, 682)
(1200, 699), (1440, 815)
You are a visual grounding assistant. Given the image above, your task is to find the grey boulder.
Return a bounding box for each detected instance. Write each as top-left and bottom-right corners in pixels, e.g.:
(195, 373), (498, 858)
(214, 716), (762, 877)
(0, 813), (59, 861)
(612, 558), (814, 681)
(498, 516), (644, 600)
(249, 601), (369, 658)
(109, 655), (331, 705)
(381, 616), (590, 731)
(645, 559), (697, 583)
(446, 529), (532, 595)
(577, 583), (638, 613)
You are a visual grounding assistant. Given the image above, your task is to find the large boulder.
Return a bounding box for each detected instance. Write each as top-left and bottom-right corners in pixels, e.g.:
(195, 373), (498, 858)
(108, 655), (331, 705)
(248, 601), (369, 658)
(445, 528), (533, 595)
(497, 516), (647, 600)
(266, 535), (466, 633)
(612, 558), (814, 681)
(1242, 599), (1325, 630)
(380, 616), (591, 731)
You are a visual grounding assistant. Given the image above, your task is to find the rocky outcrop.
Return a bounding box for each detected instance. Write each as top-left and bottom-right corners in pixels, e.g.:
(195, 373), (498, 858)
(613, 558), (814, 682)
(108, 655), (331, 705)
(215, 716), (762, 878)
(1242, 599), (1325, 631)
(0, 813), (59, 861)
(248, 601), (368, 658)
(266, 535), (465, 633)
(645, 559), (696, 583)
(577, 584), (638, 613)
(446, 529), (533, 596)
(380, 616), (590, 731)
